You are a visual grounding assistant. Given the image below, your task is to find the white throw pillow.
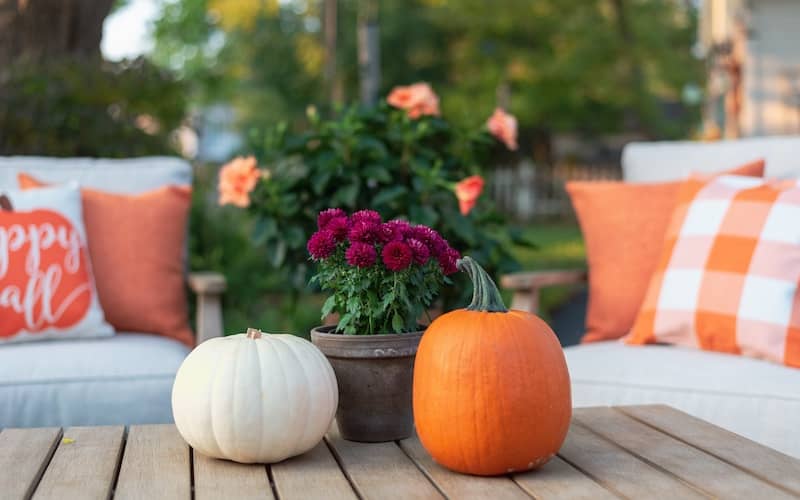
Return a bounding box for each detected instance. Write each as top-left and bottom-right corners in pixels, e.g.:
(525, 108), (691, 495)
(0, 183), (113, 343)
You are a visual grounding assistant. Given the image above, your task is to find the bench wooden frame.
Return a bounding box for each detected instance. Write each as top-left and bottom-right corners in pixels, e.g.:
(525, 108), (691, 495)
(500, 269), (587, 314)
(187, 272), (227, 343)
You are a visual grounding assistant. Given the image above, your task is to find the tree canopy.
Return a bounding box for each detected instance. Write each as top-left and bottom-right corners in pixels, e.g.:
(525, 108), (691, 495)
(152, 0), (703, 146)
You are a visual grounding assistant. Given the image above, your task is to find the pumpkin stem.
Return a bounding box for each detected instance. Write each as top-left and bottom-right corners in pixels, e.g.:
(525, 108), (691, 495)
(457, 256), (508, 313)
(0, 195), (12, 212)
(246, 328), (263, 339)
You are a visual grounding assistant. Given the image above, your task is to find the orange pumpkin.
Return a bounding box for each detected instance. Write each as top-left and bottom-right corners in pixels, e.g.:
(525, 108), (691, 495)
(0, 195), (92, 338)
(413, 256), (571, 476)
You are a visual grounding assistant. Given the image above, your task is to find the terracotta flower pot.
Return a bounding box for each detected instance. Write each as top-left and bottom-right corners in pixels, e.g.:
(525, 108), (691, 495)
(311, 325), (423, 442)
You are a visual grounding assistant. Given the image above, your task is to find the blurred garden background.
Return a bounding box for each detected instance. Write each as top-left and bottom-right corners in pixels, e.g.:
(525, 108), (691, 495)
(1, 0), (707, 335)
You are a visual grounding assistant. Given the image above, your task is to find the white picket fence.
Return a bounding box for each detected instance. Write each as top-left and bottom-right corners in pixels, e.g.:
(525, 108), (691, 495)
(490, 159), (621, 220)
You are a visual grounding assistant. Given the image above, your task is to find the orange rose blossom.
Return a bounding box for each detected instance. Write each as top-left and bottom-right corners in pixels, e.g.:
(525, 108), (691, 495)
(387, 83), (440, 119)
(486, 107), (518, 150)
(218, 156), (263, 207)
(454, 175), (485, 215)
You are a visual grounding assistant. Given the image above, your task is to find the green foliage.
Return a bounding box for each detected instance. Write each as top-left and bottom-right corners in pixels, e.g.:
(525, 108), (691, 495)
(0, 57), (186, 157)
(151, 0), (703, 140)
(313, 245), (447, 335)
(189, 163), (324, 336)
(243, 102), (531, 309)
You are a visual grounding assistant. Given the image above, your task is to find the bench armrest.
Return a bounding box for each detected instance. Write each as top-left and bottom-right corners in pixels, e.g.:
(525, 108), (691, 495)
(188, 272), (227, 343)
(500, 269), (587, 314)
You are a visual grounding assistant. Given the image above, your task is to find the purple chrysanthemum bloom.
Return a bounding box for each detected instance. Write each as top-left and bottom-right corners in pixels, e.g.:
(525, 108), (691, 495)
(326, 216), (350, 242)
(377, 222), (404, 244)
(382, 241), (413, 271)
(317, 208), (347, 230)
(438, 246), (460, 275)
(348, 220), (379, 243)
(351, 209), (382, 226)
(410, 225), (448, 257)
(346, 242), (377, 268)
(385, 219), (412, 238)
(406, 238), (430, 265)
(307, 230), (337, 260)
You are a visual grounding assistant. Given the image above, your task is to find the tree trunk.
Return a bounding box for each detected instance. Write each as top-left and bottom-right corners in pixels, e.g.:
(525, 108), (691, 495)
(323, 0), (342, 104)
(610, 0), (654, 137)
(357, 0), (380, 106)
(0, 0), (114, 70)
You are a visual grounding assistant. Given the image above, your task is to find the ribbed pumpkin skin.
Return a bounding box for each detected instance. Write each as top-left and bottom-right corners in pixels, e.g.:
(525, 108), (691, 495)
(413, 309), (571, 476)
(172, 333), (338, 464)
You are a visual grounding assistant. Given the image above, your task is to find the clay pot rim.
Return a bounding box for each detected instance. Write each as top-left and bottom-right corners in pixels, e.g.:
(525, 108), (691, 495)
(311, 325), (424, 359)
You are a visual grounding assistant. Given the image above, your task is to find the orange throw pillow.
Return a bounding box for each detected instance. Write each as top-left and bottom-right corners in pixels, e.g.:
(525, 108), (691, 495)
(566, 159), (764, 343)
(627, 175), (800, 368)
(19, 174), (194, 347)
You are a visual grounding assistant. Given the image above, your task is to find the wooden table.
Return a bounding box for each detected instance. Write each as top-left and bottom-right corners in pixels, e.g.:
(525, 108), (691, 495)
(2, 405), (799, 499)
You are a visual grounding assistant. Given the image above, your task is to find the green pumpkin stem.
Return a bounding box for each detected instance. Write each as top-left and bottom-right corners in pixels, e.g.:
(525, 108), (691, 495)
(457, 256), (508, 313)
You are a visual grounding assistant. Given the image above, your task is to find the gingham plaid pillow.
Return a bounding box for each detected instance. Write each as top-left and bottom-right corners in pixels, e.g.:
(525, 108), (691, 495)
(627, 175), (800, 368)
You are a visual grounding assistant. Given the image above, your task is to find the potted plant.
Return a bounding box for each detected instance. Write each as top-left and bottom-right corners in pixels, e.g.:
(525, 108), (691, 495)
(216, 82), (531, 312)
(307, 207), (459, 442)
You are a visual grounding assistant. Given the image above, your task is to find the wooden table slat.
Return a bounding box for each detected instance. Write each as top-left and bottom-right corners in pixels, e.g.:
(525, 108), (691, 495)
(574, 407), (796, 500)
(618, 404), (800, 496)
(271, 441), (357, 500)
(399, 436), (531, 499)
(325, 423), (444, 499)
(114, 425), (191, 500)
(558, 423), (708, 499)
(513, 455), (621, 500)
(3, 405), (798, 499)
(193, 450), (273, 500)
(0, 427), (61, 500)
(32, 426), (124, 500)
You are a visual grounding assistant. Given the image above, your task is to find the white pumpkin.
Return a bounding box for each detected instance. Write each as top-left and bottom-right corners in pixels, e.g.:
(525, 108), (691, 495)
(172, 328), (338, 464)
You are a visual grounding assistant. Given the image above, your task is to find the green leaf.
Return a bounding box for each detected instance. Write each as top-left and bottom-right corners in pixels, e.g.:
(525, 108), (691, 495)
(321, 295), (336, 319)
(364, 165), (392, 183)
(372, 186), (407, 206)
(333, 182), (360, 207)
(311, 169), (333, 195)
(284, 225), (306, 248)
(269, 240), (287, 267)
(449, 215), (478, 246)
(391, 312), (404, 333)
(409, 205), (439, 226)
(252, 218), (277, 244)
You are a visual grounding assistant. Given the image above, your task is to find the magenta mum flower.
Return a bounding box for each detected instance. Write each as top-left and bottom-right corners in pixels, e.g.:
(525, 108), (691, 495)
(308, 230), (337, 260)
(326, 216), (350, 242)
(349, 220), (379, 243)
(318, 208), (347, 230)
(410, 225), (448, 257)
(406, 238), (430, 265)
(438, 246), (460, 275)
(346, 242), (377, 268)
(377, 222), (404, 244)
(351, 209), (382, 226)
(385, 219), (412, 238)
(382, 241), (413, 271)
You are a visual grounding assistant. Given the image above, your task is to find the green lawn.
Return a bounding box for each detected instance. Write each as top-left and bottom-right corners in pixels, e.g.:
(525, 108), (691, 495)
(514, 223), (585, 271)
(511, 223), (586, 317)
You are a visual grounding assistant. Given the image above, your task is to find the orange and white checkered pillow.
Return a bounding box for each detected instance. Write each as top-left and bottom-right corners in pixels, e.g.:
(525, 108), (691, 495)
(627, 175), (800, 368)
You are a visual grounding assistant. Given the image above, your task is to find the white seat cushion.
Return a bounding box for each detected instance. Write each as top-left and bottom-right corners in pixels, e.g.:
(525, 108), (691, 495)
(566, 342), (800, 458)
(0, 156), (191, 194)
(0, 334), (189, 428)
(622, 135), (800, 183)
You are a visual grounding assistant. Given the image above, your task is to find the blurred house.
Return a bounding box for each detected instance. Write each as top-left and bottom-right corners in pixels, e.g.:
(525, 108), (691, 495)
(700, 0), (800, 137)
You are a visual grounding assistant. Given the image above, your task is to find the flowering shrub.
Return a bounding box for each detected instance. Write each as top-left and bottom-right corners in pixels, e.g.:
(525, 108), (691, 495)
(219, 82), (533, 308)
(309, 209), (459, 335)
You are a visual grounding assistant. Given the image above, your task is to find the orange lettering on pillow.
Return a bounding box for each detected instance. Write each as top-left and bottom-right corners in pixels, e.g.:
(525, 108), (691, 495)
(0, 195), (92, 337)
